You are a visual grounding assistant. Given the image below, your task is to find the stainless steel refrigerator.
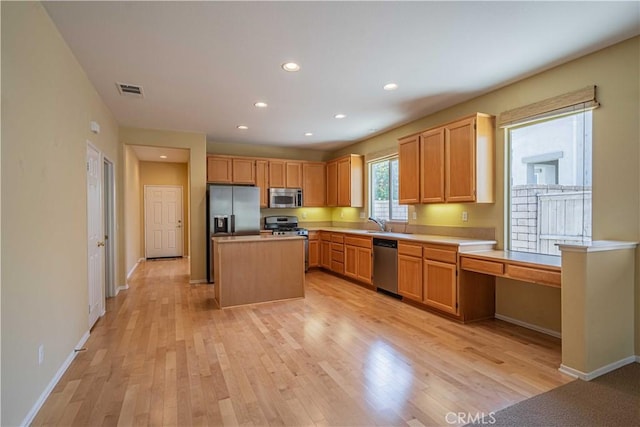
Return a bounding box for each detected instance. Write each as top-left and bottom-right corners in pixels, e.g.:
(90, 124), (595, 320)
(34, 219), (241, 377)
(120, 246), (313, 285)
(206, 184), (260, 282)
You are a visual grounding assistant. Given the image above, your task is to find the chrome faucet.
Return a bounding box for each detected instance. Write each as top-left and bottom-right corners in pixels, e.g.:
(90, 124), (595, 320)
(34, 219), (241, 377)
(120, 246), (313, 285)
(368, 216), (386, 232)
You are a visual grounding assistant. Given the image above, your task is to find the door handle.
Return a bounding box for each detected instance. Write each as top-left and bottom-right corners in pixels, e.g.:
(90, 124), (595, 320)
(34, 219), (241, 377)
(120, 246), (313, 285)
(97, 241), (105, 247)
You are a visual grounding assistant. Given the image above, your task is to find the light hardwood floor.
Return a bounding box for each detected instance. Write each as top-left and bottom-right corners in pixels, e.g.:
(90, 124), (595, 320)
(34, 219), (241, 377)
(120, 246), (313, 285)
(32, 258), (571, 426)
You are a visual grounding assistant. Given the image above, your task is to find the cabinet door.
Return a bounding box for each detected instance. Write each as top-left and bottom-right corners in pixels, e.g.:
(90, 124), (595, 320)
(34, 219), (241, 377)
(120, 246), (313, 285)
(269, 160), (286, 188)
(421, 128), (446, 203)
(255, 160), (269, 208)
(398, 255), (422, 301)
(303, 162), (326, 206)
(446, 117), (476, 202)
(399, 135), (420, 204)
(326, 160), (338, 207)
(423, 259), (458, 314)
(356, 247), (372, 284)
(337, 157), (351, 206)
(309, 239), (319, 267)
(232, 158), (255, 184)
(207, 156), (232, 183)
(320, 241), (331, 269)
(285, 162), (303, 188)
(344, 245), (357, 279)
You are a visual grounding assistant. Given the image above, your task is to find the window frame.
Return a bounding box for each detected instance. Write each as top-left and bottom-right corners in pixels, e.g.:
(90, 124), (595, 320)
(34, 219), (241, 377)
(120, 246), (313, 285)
(506, 110), (592, 256)
(368, 155), (408, 223)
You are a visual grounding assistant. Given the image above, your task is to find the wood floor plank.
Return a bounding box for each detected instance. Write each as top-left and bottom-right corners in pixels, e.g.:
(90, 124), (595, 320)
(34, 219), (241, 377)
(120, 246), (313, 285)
(33, 259), (572, 426)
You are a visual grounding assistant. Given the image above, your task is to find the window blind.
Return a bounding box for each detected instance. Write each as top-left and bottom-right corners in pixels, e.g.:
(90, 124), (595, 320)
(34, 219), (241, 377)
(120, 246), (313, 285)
(498, 85), (599, 128)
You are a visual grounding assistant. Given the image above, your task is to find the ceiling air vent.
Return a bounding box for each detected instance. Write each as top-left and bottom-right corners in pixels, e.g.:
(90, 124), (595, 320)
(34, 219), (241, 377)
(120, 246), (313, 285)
(116, 82), (144, 97)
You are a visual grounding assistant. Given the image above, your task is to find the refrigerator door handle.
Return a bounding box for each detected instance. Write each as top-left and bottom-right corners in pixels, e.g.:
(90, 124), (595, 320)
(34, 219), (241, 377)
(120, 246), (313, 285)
(230, 214), (236, 234)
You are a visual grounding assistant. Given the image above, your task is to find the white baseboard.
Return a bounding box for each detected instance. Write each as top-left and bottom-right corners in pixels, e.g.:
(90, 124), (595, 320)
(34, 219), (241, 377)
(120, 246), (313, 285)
(559, 356), (637, 381)
(494, 313), (561, 338)
(126, 258), (145, 280)
(115, 284), (129, 296)
(21, 331), (91, 426)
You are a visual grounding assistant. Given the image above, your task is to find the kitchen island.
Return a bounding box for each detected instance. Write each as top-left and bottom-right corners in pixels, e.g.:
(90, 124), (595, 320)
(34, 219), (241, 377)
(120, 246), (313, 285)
(211, 235), (305, 308)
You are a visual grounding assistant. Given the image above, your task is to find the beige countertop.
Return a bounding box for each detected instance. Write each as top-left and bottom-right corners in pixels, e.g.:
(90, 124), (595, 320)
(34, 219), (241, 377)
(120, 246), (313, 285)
(212, 234), (305, 243)
(305, 226), (496, 248)
(460, 249), (561, 269)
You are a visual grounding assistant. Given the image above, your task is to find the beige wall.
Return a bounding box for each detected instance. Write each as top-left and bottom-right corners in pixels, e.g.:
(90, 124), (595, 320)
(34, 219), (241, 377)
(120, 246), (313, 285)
(124, 146), (141, 276)
(139, 162), (190, 257)
(120, 128), (207, 281)
(332, 37), (640, 341)
(1, 3), (122, 425)
(208, 141), (328, 162)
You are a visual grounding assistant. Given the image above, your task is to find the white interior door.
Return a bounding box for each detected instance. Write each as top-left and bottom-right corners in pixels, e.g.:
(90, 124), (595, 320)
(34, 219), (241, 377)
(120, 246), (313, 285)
(144, 185), (184, 258)
(87, 143), (104, 329)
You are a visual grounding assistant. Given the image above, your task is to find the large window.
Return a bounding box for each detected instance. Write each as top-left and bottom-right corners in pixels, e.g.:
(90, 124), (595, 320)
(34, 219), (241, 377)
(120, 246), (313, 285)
(508, 111), (592, 255)
(369, 157), (408, 221)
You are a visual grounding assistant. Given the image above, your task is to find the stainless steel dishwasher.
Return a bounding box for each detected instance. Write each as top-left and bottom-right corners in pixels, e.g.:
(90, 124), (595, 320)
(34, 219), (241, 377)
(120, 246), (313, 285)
(373, 238), (398, 294)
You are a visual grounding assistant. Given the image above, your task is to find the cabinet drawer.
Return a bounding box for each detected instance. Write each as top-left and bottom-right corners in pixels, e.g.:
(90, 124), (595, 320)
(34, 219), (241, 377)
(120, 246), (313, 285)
(331, 234), (344, 243)
(320, 232), (331, 241)
(344, 235), (372, 248)
(506, 264), (561, 287)
(331, 250), (344, 262)
(308, 231), (319, 241)
(331, 243), (344, 252)
(398, 242), (422, 257)
(423, 246), (457, 264)
(461, 257), (504, 275)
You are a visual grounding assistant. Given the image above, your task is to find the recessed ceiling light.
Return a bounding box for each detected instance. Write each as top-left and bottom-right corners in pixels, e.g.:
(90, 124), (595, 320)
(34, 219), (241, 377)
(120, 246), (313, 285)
(282, 62), (300, 72)
(369, 128), (378, 133)
(237, 125), (248, 130)
(304, 132), (313, 136)
(159, 155), (168, 159)
(383, 83), (398, 91)
(334, 114), (346, 119)
(254, 101), (268, 108)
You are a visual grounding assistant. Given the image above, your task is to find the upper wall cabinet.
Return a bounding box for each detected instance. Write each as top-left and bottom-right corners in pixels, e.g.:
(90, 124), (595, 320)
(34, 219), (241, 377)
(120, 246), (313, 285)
(255, 160), (269, 208)
(269, 160), (303, 188)
(207, 156), (255, 184)
(303, 162), (326, 207)
(326, 154), (364, 207)
(398, 113), (495, 204)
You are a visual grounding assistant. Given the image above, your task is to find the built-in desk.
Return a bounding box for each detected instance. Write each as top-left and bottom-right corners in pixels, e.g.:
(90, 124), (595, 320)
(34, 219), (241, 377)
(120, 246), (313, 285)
(460, 250), (561, 287)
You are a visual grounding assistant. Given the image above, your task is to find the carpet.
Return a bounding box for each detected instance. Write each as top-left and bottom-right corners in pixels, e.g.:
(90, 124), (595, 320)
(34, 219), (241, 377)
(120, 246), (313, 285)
(467, 362), (640, 426)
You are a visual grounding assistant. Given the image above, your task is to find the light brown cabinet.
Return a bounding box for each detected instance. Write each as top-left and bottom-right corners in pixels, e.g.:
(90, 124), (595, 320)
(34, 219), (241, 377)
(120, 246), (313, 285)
(308, 231), (319, 268)
(255, 160), (269, 208)
(330, 233), (345, 274)
(397, 242), (423, 300)
(422, 243), (458, 315)
(344, 235), (372, 285)
(303, 162), (326, 207)
(320, 232), (331, 269)
(326, 154), (364, 207)
(286, 162), (303, 188)
(398, 113), (494, 204)
(207, 156), (255, 184)
(398, 135), (420, 204)
(207, 156), (233, 183)
(269, 160), (303, 188)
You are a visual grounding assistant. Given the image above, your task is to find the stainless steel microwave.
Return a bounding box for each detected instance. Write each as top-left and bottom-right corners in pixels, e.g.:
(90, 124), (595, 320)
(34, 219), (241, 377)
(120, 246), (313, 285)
(269, 188), (303, 208)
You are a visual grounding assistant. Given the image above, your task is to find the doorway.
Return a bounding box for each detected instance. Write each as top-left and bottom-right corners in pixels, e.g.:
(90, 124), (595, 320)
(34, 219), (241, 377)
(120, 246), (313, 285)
(86, 142), (104, 328)
(103, 157), (116, 298)
(144, 185), (184, 259)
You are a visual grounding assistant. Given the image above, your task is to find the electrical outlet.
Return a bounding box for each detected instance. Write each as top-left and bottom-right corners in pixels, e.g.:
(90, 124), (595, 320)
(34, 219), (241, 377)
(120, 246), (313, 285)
(340, 210), (344, 218)
(38, 345), (44, 365)
(302, 211), (307, 219)
(462, 211), (468, 222)
(359, 212), (365, 219)
(412, 211), (417, 220)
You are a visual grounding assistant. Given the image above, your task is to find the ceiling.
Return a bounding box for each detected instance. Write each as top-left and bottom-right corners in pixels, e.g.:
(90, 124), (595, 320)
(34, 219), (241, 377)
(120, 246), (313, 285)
(44, 1), (639, 152)
(130, 145), (189, 163)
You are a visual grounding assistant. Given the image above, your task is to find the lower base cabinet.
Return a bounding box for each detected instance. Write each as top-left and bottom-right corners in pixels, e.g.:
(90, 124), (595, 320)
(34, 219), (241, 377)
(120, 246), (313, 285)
(308, 234), (319, 267)
(423, 259), (457, 314)
(398, 254), (423, 300)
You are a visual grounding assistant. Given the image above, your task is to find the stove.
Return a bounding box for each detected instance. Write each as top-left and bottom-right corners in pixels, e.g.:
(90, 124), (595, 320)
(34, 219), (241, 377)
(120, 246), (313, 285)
(264, 216), (309, 270)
